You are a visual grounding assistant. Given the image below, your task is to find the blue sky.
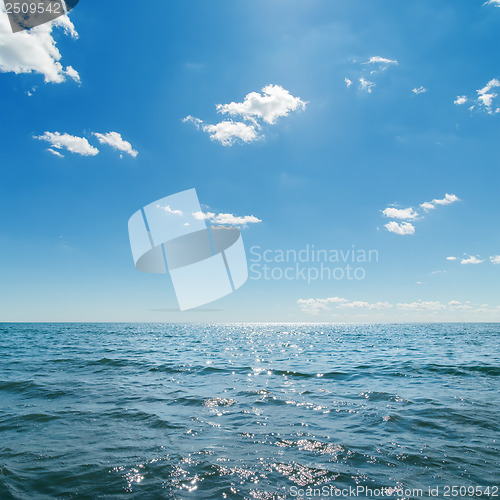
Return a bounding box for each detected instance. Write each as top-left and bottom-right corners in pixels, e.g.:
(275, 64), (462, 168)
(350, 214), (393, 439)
(0, 0), (499, 322)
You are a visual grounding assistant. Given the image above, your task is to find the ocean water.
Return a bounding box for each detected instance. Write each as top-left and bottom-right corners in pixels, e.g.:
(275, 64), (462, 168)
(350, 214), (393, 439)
(0, 323), (498, 500)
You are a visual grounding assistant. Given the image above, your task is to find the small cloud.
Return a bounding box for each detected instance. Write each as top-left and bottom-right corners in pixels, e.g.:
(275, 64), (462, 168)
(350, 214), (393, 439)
(93, 131), (138, 157)
(412, 86), (427, 95)
(364, 56), (398, 65)
(47, 148), (64, 158)
(34, 132), (99, 156)
(345, 77), (352, 87)
(156, 204), (183, 216)
(192, 211), (261, 227)
(490, 255), (500, 264)
(384, 221), (415, 235)
(359, 77), (375, 93)
(460, 255), (484, 265)
(456, 79), (500, 114)
(382, 207), (418, 220)
(420, 193), (459, 210)
(446, 256), (457, 261)
(454, 95), (468, 105)
(431, 270), (446, 274)
(184, 116), (258, 146)
(483, 0), (500, 7)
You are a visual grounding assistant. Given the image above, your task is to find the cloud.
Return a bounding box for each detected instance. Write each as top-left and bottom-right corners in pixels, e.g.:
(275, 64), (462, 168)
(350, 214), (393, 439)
(47, 148), (64, 158)
(0, 7), (79, 83)
(397, 300), (446, 311)
(34, 132), (99, 156)
(345, 78), (352, 87)
(420, 193), (459, 211)
(216, 84), (306, 125)
(184, 85), (306, 146)
(192, 211), (261, 227)
(382, 193), (459, 235)
(484, 0), (500, 7)
(297, 297), (348, 316)
(456, 79), (500, 114)
(384, 221), (416, 235)
(156, 205), (183, 216)
(298, 296), (497, 317)
(412, 86), (428, 95)
(490, 255), (500, 264)
(359, 77), (375, 93)
(184, 116), (258, 146)
(477, 78), (500, 113)
(446, 256), (457, 261)
(93, 132), (138, 158)
(382, 207), (418, 220)
(338, 301), (392, 310)
(460, 255), (484, 265)
(364, 56), (398, 66)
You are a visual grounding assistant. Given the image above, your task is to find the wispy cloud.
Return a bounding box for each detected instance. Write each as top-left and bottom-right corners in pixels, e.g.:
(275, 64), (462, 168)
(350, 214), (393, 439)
(93, 132), (138, 158)
(412, 86), (428, 95)
(483, 0), (500, 7)
(446, 256), (457, 261)
(47, 148), (64, 158)
(34, 132), (99, 156)
(184, 84), (306, 145)
(364, 56), (398, 66)
(156, 205), (183, 216)
(298, 297), (493, 316)
(490, 255), (500, 264)
(0, 6), (79, 83)
(193, 211), (261, 227)
(359, 77), (375, 93)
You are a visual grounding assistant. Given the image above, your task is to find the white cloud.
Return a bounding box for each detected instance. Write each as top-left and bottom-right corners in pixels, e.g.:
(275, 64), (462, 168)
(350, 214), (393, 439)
(364, 56), (398, 65)
(382, 207), (418, 220)
(456, 79), (500, 114)
(297, 297), (348, 316)
(338, 301), (392, 310)
(420, 201), (435, 211)
(216, 84), (306, 125)
(490, 255), (500, 264)
(34, 132), (98, 156)
(298, 296), (498, 317)
(47, 148), (64, 158)
(193, 211), (261, 227)
(0, 7), (79, 83)
(384, 221), (416, 235)
(184, 116), (258, 146)
(484, 0), (500, 5)
(397, 300), (446, 311)
(156, 205), (183, 216)
(93, 132), (138, 158)
(446, 256), (457, 261)
(359, 77), (375, 93)
(460, 255), (484, 265)
(412, 86), (427, 95)
(345, 77), (352, 87)
(420, 193), (459, 210)
(477, 78), (500, 113)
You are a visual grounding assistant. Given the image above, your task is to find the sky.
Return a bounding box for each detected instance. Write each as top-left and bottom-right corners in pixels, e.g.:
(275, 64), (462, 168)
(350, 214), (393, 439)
(0, 0), (499, 322)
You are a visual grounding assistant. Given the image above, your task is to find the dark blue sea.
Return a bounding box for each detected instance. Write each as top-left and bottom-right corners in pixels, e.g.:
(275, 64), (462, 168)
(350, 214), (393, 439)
(0, 323), (499, 499)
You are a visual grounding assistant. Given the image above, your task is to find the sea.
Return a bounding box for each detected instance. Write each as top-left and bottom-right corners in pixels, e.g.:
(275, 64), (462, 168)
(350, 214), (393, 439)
(0, 323), (498, 499)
